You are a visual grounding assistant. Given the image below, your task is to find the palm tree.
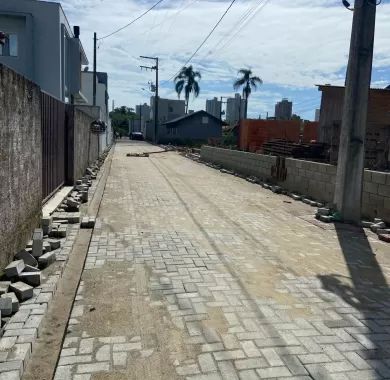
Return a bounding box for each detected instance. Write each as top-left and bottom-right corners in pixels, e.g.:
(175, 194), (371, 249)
(174, 66), (201, 113)
(233, 69), (263, 119)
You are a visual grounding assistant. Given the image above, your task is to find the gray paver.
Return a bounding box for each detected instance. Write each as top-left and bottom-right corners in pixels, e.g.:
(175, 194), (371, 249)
(52, 142), (390, 380)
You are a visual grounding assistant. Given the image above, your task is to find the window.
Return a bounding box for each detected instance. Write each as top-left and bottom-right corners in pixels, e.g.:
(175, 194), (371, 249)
(168, 106), (173, 113)
(202, 116), (209, 125)
(0, 33), (18, 57)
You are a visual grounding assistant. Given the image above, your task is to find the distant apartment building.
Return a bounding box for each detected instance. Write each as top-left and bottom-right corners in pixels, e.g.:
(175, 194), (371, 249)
(135, 103), (151, 133)
(206, 97), (222, 119)
(0, 0), (88, 103)
(150, 97), (185, 124)
(146, 97), (185, 141)
(315, 108), (320, 122)
(226, 94), (245, 125)
(275, 99), (293, 120)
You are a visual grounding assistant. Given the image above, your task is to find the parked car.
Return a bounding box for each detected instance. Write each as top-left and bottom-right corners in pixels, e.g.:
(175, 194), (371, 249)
(130, 132), (144, 141)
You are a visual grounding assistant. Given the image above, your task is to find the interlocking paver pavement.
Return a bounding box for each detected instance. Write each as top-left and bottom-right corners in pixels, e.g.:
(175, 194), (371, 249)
(54, 140), (390, 379)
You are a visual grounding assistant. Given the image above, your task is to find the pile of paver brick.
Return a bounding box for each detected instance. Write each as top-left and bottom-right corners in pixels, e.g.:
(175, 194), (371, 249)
(0, 160), (105, 333)
(0, 150), (110, 378)
(0, 227), (61, 320)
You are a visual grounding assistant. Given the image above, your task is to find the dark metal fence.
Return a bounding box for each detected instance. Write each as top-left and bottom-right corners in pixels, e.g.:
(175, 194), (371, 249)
(41, 91), (66, 202)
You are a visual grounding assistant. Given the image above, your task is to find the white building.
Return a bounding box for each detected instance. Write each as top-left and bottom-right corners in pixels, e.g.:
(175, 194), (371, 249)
(0, 0), (88, 103)
(206, 97), (221, 119)
(226, 94), (245, 125)
(78, 70), (113, 153)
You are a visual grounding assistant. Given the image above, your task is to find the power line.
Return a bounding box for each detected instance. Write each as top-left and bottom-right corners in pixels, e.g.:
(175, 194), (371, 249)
(165, 0), (237, 82)
(98, 0), (166, 41)
(205, 0), (266, 58)
(209, 0), (270, 58)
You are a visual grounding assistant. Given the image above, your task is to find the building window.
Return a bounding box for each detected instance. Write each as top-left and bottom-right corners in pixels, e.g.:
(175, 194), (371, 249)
(168, 106), (173, 113)
(202, 116), (209, 124)
(0, 33), (18, 57)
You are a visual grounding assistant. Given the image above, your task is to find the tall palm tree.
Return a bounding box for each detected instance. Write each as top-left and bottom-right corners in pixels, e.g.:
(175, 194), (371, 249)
(233, 69), (263, 119)
(174, 66), (201, 113)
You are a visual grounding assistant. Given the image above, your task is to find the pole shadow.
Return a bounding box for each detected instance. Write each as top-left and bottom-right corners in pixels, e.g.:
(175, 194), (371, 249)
(318, 223), (390, 378)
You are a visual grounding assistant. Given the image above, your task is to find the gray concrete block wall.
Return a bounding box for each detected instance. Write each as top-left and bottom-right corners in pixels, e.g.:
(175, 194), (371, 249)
(0, 64), (42, 268)
(201, 146), (275, 180)
(282, 158), (336, 204)
(362, 170), (390, 221)
(74, 108), (99, 181)
(201, 146), (390, 222)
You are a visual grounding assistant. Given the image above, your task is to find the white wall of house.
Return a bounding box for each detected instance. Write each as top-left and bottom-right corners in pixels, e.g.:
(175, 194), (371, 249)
(80, 71), (112, 153)
(0, 0), (88, 102)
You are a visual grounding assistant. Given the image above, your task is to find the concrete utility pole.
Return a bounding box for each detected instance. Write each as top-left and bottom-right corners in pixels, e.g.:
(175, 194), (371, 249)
(140, 56), (159, 143)
(93, 32), (97, 106)
(334, 0), (377, 223)
(220, 96), (228, 120)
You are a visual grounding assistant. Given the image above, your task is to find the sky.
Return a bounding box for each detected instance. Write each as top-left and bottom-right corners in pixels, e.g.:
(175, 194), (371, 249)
(59, 0), (390, 120)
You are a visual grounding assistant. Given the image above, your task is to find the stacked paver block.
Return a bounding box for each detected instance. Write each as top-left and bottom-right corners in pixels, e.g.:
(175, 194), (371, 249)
(0, 149), (107, 379)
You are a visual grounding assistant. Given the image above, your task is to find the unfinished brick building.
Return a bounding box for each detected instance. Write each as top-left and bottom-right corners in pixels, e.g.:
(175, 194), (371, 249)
(317, 84), (390, 170)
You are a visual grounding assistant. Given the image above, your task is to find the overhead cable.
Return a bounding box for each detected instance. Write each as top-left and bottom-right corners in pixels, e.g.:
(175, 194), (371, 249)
(165, 0), (237, 82)
(98, 0), (166, 40)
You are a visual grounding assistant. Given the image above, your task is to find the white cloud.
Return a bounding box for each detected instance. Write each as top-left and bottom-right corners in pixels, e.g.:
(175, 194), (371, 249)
(59, 0), (390, 116)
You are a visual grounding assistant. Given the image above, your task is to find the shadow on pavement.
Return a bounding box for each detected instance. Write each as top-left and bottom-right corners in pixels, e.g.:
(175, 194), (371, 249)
(318, 223), (390, 378)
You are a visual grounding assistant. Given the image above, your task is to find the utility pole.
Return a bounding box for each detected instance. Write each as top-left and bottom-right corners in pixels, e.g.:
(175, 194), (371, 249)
(220, 96), (228, 121)
(93, 32), (97, 106)
(334, 0), (377, 223)
(140, 56), (159, 143)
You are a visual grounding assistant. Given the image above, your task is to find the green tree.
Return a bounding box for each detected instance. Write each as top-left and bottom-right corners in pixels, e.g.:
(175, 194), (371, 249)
(109, 106), (136, 136)
(174, 66), (201, 113)
(233, 69), (263, 119)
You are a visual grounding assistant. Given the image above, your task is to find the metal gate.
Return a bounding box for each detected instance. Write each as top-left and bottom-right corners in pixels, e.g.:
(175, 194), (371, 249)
(41, 91), (66, 202)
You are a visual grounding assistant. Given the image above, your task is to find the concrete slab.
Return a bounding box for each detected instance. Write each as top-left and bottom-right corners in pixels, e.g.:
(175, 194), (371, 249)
(42, 186), (73, 217)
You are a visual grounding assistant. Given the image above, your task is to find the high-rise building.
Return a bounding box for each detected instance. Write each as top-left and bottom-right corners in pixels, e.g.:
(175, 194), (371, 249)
(226, 94), (245, 125)
(275, 99), (293, 120)
(206, 97), (222, 119)
(315, 108), (320, 122)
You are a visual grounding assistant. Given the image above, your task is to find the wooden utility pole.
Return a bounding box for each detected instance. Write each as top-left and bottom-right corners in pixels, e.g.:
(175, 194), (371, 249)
(334, 0), (377, 223)
(140, 56), (159, 143)
(93, 32), (97, 106)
